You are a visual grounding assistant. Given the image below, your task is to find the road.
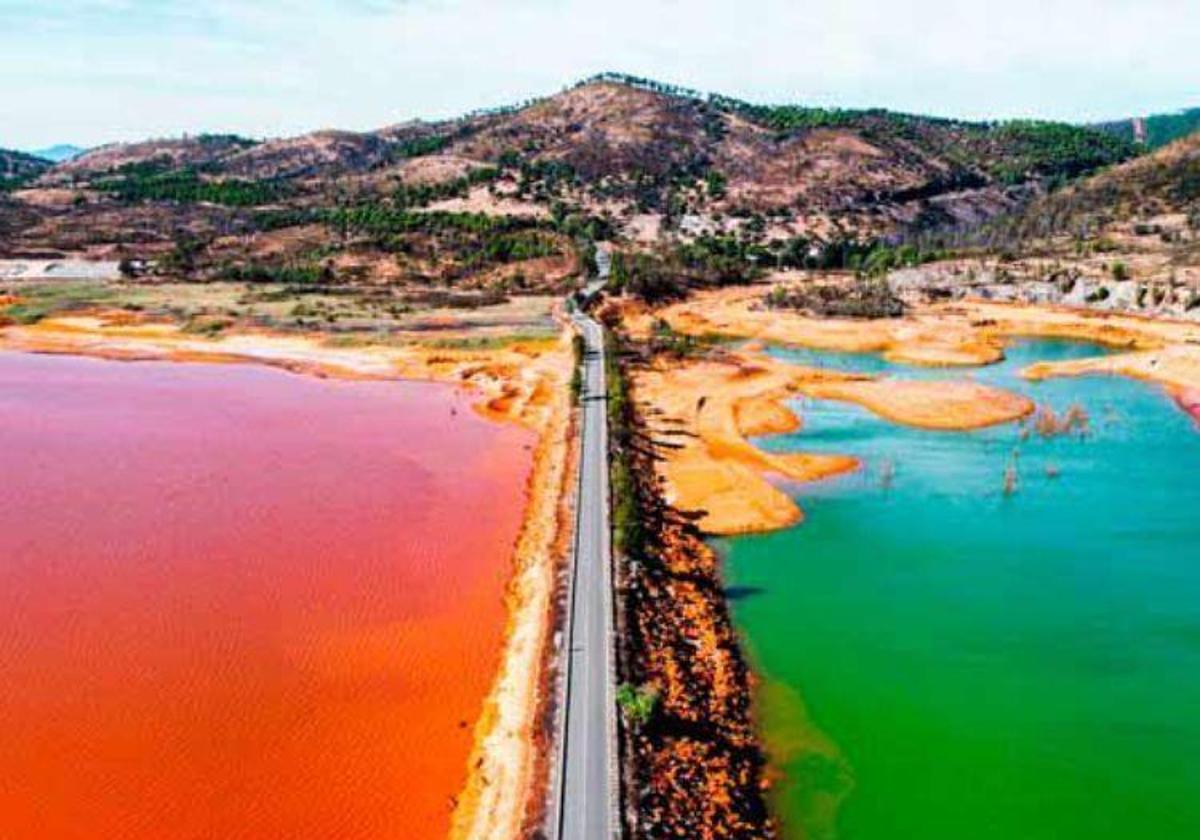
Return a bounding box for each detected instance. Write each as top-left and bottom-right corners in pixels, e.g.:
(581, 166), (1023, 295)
(552, 252), (618, 840)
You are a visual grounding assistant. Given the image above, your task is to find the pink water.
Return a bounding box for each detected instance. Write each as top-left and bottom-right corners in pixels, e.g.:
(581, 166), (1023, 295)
(0, 351), (533, 839)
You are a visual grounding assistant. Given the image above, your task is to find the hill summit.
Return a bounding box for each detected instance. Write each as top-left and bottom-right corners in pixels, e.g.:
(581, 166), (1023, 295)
(0, 73), (1143, 281)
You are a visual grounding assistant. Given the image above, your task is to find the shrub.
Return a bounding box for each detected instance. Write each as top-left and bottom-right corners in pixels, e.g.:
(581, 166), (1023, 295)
(615, 683), (659, 728)
(766, 278), (906, 319)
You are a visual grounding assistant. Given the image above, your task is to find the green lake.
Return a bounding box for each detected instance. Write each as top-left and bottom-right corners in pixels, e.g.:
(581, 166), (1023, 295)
(719, 339), (1200, 839)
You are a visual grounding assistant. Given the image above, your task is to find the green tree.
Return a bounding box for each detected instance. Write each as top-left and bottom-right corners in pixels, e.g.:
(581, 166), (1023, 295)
(616, 683), (659, 728)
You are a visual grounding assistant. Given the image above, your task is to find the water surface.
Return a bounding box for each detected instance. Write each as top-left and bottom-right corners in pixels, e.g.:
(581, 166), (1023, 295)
(722, 339), (1200, 839)
(0, 351), (532, 840)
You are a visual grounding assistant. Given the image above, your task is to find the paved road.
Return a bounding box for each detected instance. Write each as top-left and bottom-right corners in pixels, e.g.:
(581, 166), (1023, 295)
(553, 252), (618, 840)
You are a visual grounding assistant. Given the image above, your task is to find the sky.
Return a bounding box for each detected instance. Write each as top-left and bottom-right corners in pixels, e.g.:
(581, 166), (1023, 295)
(2, 0), (1198, 150)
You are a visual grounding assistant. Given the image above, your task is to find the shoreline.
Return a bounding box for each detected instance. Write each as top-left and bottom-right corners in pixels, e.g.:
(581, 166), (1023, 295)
(610, 290), (1200, 839)
(0, 312), (576, 840)
(631, 285), (1200, 430)
(1180, 390), (1200, 424)
(628, 347), (1033, 536)
(609, 334), (777, 839)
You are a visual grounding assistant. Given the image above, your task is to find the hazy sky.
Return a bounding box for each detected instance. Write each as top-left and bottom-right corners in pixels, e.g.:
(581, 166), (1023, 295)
(3, 0), (1197, 149)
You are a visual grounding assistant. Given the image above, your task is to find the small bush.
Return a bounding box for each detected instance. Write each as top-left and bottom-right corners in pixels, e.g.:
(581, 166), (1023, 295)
(616, 683), (659, 728)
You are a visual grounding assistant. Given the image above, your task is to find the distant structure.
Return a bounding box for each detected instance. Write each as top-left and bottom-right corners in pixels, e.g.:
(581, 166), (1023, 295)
(1132, 117), (1148, 145)
(0, 260), (122, 281)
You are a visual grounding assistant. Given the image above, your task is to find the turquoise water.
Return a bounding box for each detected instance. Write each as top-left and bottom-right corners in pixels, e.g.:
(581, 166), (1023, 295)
(720, 340), (1200, 839)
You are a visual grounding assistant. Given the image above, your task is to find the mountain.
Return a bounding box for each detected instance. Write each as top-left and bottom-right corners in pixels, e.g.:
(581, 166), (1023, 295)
(997, 131), (1200, 242)
(0, 149), (51, 189)
(48, 134), (258, 181)
(1095, 108), (1200, 151)
(0, 74), (1142, 273)
(31, 144), (86, 163)
(1, 148), (51, 177)
(36, 75), (1136, 223)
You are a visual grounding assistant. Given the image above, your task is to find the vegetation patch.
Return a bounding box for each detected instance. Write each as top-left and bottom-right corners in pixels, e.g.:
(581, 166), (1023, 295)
(96, 166), (283, 206)
(766, 277), (907, 319)
(0, 283), (114, 325)
(605, 326), (776, 838)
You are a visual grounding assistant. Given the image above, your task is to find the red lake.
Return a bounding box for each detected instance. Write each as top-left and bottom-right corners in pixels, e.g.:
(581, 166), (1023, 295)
(0, 351), (532, 839)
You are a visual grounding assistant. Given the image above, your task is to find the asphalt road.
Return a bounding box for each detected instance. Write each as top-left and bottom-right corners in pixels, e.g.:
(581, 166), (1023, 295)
(554, 261), (618, 840)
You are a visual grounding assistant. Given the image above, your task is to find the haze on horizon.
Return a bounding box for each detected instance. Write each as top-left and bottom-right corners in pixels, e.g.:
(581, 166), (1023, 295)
(2, 0), (1197, 150)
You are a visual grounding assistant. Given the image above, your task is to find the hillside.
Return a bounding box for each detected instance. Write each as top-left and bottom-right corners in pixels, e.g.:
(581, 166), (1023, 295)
(1096, 108), (1200, 150)
(0, 75), (1141, 284)
(1, 149), (51, 190)
(883, 132), (1200, 322)
(31, 144), (86, 163)
(992, 131), (1200, 239)
(442, 75), (1134, 233)
(47, 133), (258, 182)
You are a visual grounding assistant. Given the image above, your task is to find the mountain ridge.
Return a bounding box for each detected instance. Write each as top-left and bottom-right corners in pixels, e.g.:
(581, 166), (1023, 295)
(0, 74), (1157, 284)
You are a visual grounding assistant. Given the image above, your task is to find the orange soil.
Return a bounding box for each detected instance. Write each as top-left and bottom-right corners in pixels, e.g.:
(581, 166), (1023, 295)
(633, 356), (855, 535)
(944, 301), (1200, 407)
(632, 350), (1030, 536)
(800, 378), (1034, 431)
(641, 284), (1200, 407)
(645, 285), (1200, 367)
(641, 286), (1004, 366)
(0, 311), (576, 840)
(621, 288), (1200, 535)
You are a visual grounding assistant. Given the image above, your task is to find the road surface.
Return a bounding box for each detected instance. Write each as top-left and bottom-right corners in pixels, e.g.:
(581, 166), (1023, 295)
(552, 253), (618, 840)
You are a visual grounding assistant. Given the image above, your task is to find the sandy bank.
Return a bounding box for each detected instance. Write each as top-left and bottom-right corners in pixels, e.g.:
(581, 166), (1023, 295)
(450, 336), (575, 840)
(643, 285), (1200, 365)
(800, 378), (1034, 430)
(633, 356), (856, 535)
(960, 299), (1200, 422)
(1022, 343), (1200, 420)
(632, 349), (1031, 536)
(638, 286), (1200, 423)
(2, 315), (558, 421)
(638, 286), (1005, 366)
(0, 312), (576, 840)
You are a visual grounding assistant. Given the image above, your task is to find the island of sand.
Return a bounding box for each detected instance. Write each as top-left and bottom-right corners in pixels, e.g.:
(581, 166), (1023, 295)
(606, 284), (1200, 537)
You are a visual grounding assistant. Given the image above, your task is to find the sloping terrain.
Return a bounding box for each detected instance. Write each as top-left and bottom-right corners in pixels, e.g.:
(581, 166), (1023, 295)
(0, 75), (1143, 286)
(45, 134), (257, 183)
(1096, 108), (1200, 150)
(1025, 131), (1200, 225)
(1, 149), (51, 188)
(880, 134), (1200, 321)
(444, 76), (1133, 232)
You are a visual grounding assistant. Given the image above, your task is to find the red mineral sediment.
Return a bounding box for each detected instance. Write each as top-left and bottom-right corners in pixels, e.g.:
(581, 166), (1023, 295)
(0, 352), (533, 840)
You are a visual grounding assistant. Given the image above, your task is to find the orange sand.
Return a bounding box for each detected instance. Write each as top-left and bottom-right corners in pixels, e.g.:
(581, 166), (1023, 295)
(632, 350), (1031, 535)
(621, 287), (1200, 535)
(638, 286), (1004, 366)
(799, 378), (1034, 430)
(642, 286), (1200, 368)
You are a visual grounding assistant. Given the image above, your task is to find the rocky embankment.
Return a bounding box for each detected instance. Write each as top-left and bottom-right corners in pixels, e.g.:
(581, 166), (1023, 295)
(889, 262), (1200, 321)
(609, 338), (775, 839)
